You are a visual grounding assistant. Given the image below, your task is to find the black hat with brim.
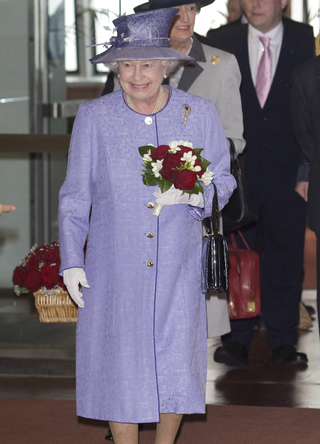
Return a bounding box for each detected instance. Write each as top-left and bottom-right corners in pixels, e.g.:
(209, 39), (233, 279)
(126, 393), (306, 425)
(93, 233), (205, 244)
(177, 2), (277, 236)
(134, 0), (215, 14)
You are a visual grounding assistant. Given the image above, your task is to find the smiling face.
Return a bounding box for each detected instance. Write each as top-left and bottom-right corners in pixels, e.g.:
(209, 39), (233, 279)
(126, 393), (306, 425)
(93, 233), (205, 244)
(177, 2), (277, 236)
(240, 0), (288, 34)
(119, 60), (167, 105)
(169, 4), (197, 44)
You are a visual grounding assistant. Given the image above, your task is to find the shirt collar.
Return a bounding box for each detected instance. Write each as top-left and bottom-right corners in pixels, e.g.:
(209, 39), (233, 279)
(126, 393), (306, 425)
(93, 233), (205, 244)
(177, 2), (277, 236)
(248, 20), (284, 43)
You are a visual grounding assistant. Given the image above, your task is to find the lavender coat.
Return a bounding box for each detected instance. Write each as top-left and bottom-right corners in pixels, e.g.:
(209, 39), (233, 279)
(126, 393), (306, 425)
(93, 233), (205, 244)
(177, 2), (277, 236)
(58, 87), (236, 423)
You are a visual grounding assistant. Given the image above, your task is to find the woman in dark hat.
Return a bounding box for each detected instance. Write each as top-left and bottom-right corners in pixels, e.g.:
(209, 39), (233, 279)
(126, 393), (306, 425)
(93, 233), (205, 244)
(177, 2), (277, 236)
(59, 8), (235, 444)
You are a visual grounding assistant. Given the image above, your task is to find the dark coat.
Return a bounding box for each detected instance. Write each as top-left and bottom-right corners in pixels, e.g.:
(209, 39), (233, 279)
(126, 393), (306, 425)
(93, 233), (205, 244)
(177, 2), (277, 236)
(210, 18), (315, 350)
(208, 19), (314, 191)
(291, 56), (320, 235)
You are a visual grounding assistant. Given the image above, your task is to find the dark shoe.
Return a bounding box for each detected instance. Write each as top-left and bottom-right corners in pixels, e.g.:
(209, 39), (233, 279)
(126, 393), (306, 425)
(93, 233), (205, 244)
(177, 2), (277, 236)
(105, 429), (114, 441)
(214, 342), (249, 366)
(302, 302), (316, 316)
(271, 344), (308, 365)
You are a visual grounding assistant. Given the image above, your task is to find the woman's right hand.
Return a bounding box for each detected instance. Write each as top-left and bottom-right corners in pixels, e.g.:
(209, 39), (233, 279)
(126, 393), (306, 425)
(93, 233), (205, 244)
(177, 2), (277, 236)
(63, 268), (90, 308)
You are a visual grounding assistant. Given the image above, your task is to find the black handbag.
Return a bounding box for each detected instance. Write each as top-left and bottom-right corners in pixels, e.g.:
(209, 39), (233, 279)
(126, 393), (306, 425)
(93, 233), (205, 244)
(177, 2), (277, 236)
(202, 184), (229, 294)
(222, 139), (257, 232)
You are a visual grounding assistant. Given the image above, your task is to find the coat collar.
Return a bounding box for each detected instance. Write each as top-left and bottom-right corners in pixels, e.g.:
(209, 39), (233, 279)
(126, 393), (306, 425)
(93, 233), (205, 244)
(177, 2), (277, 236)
(177, 34), (205, 92)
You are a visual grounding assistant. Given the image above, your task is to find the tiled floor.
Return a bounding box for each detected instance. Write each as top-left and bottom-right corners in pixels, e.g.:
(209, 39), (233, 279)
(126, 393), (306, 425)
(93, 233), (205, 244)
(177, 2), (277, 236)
(0, 289), (319, 409)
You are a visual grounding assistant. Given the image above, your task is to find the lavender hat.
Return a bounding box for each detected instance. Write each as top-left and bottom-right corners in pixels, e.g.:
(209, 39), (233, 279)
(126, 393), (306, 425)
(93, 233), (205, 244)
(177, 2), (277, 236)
(90, 8), (194, 64)
(134, 0), (215, 14)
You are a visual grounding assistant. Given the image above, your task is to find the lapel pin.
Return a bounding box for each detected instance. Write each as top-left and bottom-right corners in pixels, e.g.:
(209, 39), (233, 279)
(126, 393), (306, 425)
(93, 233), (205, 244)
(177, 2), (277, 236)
(211, 56), (220, 65)
(182, 104), (191, 126)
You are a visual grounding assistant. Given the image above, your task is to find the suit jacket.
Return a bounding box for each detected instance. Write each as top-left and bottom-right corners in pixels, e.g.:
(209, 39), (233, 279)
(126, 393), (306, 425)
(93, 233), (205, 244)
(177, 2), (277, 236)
(209, 19), (314, 193)
(291, 56), (320, 234)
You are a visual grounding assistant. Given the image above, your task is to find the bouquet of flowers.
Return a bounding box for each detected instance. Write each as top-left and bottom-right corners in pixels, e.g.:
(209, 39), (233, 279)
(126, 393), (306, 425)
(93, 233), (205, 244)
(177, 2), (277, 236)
(12, 241), (65, 296)
(139, 140), (214, 215)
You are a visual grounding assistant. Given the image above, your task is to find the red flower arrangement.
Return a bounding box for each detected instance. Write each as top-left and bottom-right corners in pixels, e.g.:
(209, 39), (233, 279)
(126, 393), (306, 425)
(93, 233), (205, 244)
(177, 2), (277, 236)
(139, 140), (214, 215)
(12, 241), (65, 295)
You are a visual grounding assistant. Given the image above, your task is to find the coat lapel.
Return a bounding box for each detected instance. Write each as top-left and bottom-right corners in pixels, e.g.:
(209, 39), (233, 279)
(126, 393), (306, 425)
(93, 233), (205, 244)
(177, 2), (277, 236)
(233, 25), (261, 109)
(177, 35), (204, 91)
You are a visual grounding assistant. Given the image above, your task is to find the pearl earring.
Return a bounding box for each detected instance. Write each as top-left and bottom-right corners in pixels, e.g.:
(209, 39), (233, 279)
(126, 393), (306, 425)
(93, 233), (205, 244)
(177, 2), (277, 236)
(164, 74), (167, 79)
(117, 73), (120, 78)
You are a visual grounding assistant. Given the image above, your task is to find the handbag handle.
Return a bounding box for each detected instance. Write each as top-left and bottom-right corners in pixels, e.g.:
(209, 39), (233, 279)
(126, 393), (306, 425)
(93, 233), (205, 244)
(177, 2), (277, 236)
(204, 183), (220, 235)
(230, 230), (251, 250)
(227, 138), (242, 178)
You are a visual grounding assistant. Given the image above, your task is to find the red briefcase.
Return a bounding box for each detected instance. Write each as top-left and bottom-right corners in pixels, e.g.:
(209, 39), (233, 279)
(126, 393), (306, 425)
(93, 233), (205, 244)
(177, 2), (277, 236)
(227, 231), (261, 319)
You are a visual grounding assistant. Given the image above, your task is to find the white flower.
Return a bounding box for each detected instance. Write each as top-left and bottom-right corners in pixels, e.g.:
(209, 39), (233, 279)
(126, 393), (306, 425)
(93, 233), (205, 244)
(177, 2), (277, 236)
(181, 151), (197, 164)
(143, 149), (152, 163)
(178, 140), (193, 148)
(200, 168), (214, 186)
(151, 159), (163, 178)
(191, 165), (202, 172)
(168, 140), (181, 153)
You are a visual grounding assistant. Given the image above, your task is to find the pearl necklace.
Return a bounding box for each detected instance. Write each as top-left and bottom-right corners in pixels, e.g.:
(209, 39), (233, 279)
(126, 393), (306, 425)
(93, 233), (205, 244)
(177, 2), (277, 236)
(186, 37), (193, 56)
(126, 86), (164, 115)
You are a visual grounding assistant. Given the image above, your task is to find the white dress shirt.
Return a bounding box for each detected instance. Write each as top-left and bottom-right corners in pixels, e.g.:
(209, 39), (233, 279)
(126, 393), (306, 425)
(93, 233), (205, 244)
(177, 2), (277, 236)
(248, 21), (284, 87)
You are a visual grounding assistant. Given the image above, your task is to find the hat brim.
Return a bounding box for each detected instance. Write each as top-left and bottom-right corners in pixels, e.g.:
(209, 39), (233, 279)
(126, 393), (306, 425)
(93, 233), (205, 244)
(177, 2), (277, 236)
(134, 0), (215, 13)
(90, 46), (194, 64)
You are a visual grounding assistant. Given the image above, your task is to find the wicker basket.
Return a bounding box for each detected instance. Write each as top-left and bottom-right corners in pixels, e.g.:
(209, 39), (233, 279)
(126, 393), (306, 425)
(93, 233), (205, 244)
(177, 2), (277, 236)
(33, 288), (78, 323)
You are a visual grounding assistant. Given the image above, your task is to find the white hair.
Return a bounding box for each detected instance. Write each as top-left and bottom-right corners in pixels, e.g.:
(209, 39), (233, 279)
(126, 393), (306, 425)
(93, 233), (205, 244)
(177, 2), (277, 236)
(105, 60), (179, 75)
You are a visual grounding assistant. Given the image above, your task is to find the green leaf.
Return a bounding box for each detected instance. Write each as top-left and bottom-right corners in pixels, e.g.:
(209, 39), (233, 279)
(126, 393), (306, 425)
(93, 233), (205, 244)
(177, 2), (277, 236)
(20, 287), (30, 294)
(201, 158), (211, 170)
(159, 179), (172, 193)
(138, 145), (154, 157)
(193, 148), (204, 159)
(143, 173), (159, 187)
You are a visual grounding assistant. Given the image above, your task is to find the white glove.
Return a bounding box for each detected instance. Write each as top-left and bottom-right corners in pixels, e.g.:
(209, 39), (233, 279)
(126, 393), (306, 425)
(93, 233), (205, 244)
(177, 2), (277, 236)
(63, 268), (90, 308)
(153, 186), (204, 207)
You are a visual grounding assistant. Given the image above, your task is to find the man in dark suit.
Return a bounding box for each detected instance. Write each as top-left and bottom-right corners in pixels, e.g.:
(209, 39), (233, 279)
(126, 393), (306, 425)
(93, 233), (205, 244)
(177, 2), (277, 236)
(210, 0), (314, 366)
(291, 56), (320, 335)
(207, 12), (313, 39)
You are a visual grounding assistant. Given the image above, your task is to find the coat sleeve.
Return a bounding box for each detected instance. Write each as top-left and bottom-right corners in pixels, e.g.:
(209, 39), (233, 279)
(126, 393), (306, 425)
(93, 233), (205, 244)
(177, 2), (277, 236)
(58, 104), (93, 273)
(214, 53), (246, 155)
(291, 67), (315, 164)
(188, 101), (237, 220)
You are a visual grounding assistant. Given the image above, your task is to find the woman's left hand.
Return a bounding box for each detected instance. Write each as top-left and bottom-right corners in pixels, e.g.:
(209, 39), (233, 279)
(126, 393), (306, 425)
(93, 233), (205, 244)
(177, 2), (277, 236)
(153, 186), (204, 207)
(63, 268), (90, 308)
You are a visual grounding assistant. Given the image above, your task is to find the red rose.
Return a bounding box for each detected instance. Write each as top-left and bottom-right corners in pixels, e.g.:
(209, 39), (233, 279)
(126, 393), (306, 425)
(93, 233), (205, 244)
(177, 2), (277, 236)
(25, 254), (41, 271)
(178, 146), (195, 155)
(43, 247), (59, 264)
(150, 145), (169, 161)
(174, 169), (197, 190)
(12, 266), (27, 287)
(161, 153), (184, 181)
(41, 264), (59, 289)
(25, 269), (42, 292)
(34, 246), (46, 262)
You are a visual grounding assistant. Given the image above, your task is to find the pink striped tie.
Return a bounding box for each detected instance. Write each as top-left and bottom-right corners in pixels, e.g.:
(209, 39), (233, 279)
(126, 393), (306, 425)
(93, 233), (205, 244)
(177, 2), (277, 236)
(255, 36), (271, 108)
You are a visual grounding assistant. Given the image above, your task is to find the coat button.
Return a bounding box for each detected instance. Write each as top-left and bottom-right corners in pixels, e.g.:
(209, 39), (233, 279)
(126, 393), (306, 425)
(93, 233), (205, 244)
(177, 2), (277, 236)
(147, 260), (154, 267)
(147, 201), (155, 209)
(145, 117), (152, 125)
(147, 231), (154, 238)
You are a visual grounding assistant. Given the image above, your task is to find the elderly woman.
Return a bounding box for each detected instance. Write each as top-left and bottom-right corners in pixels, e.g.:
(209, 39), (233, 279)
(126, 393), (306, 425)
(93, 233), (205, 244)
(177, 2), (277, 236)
(59, 8), (236, 444)
(102, 0), (245, 342)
